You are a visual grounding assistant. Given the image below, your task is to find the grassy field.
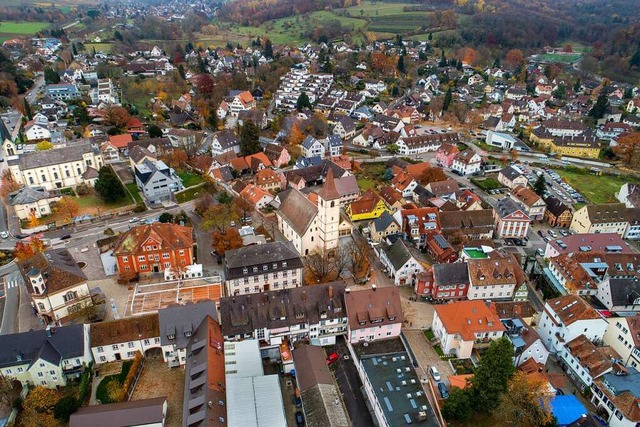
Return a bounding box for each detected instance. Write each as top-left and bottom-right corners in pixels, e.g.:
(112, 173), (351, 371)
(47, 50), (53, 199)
(178, 172), (204, 188)
(175, 184), (205, 204)
(470, 177), (502, 191)
(84, 42), (113, 53)
(553, 169), (633, 204)
(357, 177), (376, 190)
(538, 53), (582, 63)
(125, 183), (143, 205)
(0, 21), (50, 41)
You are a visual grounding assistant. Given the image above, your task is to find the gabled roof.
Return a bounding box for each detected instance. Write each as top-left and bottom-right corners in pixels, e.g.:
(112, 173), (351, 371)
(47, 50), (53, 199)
(70, 397), (167, 427)
(511, 185), (542, 207)
(381, 238), (424, 271)
(9, 186), (54, 206)
(433, 262), (469, 286)
(277, 188), (318, 236)
(584, 203), (628, 224)
(18, 249), (87, 295)
(546, 295), (601, 326)
(495, 197), (530, 220)
(344, 285), (404, 331)
(468, 255), (526, 286)
(500, 165), (524, 181)
(372, 211), (398, 232)
(434, 300), (505, 341)
(113, 223), (193, 256)
(90, 313), (159, 347)
(544, 196), (571, 217)
(0, 324), (84, 369)
(108, 133), (133, 149)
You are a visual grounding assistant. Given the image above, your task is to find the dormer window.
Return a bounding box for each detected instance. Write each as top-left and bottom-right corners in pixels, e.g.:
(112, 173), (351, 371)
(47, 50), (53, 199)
(185, 331), (191, 337)
(282, 262), (287, 267)
(242, 268), (248, 275)
(168, 334), (175, 340)
(252, 267), (258, 273)
(263, 265), (268, 271)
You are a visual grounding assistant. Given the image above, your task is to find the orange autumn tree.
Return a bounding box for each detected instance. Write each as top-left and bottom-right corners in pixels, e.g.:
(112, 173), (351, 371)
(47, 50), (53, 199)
(494, 371), (555, 426)
(14, 237), (46, 261)
(212, 228), (243, 256)
(288, 122), (305, 145)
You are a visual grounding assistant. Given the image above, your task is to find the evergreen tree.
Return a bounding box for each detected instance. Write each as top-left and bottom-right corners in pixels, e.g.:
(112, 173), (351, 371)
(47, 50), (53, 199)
(264, 39), (273, 59)
(296, 91), (312, 112)
(397, 54), (406, 74)
(533, 175), (546, 196)
(73, 103), (90, 126)
(177, 64), (186, 80)
(469, 337), (516, 413)
(94, 166), (126, 203)
(23, 99), (32, 120)
(573, 78), (581, 92)
(44, 67), (60, 84)
(114, 30), (123, 42)
(443, 87), (453, 111)
(240, 122), (261, 156)
(428, 32), (433, 41)
(72, 42), (77, 56)
(589, 89), (609, 120)
(208, 108), (218, 129)
(630, 48), (640, 69)
(395, 34), (403, 46)
(439, 51), (447, 67)
(148, 124), (162, 138)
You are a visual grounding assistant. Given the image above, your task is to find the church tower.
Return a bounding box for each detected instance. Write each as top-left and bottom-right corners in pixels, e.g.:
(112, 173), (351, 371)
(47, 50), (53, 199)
(317, 167), (341, 252)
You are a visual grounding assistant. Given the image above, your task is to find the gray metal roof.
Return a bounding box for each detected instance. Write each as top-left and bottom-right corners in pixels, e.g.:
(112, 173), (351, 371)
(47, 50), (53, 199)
(0, 324), (84, 369)
(8, 141), (98, 170)
(157, 301), (217, 348)
(224, 241), (303, 280)
(434, 263), (470, 287)
(69, 397), (167, 427)
(9, 186), (53, 205)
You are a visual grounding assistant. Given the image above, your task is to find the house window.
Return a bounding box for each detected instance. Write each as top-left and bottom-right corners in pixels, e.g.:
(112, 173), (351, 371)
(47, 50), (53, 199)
(122, 256), (128, 262)
(63, 291), (77, 302)
(97, 346), (104, 353)
(128, 342), (134, 348)
(112, 345), (118, 350)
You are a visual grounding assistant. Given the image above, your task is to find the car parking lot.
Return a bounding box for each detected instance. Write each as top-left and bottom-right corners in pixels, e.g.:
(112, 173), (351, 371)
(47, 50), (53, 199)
(541, 168), (586, 204)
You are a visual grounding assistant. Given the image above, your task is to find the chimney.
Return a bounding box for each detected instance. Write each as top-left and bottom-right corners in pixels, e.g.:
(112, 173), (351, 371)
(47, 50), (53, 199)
(46, 325), (52, 338)
(372, 284), (377, 291)
(328, 286), (333, 299)
(302, 290), (307, 303)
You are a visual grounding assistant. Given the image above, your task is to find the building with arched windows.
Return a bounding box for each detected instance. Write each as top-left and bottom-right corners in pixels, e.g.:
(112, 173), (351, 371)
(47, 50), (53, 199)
(18, 249), (93, 325)
(276, 168), (351, 256)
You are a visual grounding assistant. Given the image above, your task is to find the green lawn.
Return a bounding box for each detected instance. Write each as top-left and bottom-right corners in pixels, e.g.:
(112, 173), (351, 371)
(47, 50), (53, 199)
(423, 329), (435, 340)
(84, 42), (113, 53)
(0, 21), (50, 42)
(357, 177), (376, 190)
(470, 177), (502, 191)
(538, 52), (582, 63)
(175, 184), (206, 204)
(178, 172), (204, 188)
(125, 183), (143, 204)
(96, 360), (132, 404)
(76, 193), (134, 210)
(553, 168), (635, 204)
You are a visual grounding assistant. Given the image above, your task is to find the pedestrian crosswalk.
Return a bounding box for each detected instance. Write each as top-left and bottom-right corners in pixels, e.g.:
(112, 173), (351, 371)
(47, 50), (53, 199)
(4, 280), (18, 290)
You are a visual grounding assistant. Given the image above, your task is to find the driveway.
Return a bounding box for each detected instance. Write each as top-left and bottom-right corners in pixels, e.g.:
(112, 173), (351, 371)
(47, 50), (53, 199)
(403, 329), (454, 386)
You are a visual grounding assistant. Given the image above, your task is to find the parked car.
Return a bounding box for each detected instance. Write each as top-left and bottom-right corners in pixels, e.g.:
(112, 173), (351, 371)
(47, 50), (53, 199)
(0, 231), (8, 239)
(326, 352), (340, 365)
(438, 382), (449, 399)
(295, 411), (305, 427)
(60, 234), (72, 240)
(430, 366), (441, 382)
(14, 233), (29, 240)
(129, 217), (139, 223)
(548, 230), (557, 238)
(536, 248), (544, 257)
(559, 230), (569, 237)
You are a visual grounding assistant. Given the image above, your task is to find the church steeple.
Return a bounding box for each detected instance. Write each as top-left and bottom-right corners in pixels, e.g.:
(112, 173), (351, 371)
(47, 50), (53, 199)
(319, 167), (340, 201)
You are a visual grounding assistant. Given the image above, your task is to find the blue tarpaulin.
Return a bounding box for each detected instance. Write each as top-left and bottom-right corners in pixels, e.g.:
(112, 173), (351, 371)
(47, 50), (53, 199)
(550, 395), (587, 426)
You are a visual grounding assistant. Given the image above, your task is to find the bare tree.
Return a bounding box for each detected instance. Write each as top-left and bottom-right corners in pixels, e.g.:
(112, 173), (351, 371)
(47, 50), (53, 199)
(305, 249), (340, 284)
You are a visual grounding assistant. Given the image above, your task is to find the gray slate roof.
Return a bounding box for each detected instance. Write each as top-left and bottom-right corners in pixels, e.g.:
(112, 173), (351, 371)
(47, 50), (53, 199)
(381, 239), (415, 270)
(157, 301), (217, 349)
(9, 186), (52, 205)
(70, 397), (167, 427)
(8, 141), (98, 170)
(302, 135), (320, 149)
(373, 211), (397, 232)
(224, 241), (303, 280)
(434, 263), (470, 286)
(0, 324), (84, 369)
(500, 165), (523, 181)
(495, 197), (527, 218)
(608, 278), (640, 308)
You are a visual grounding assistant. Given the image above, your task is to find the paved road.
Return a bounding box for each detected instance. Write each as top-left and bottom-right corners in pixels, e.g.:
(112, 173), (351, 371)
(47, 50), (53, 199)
(0, 266), (22, 335)
(25, 75), (44, 106)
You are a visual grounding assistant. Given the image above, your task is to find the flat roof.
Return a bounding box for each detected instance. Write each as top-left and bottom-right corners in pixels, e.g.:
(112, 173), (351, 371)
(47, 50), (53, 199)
(360, 352), (438, 426)
(226, 375), (286, 427)
(462, 248), (489, 259)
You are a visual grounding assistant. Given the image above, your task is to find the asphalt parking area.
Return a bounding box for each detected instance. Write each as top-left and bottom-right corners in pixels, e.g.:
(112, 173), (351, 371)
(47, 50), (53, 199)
(332, 337), (375, 427)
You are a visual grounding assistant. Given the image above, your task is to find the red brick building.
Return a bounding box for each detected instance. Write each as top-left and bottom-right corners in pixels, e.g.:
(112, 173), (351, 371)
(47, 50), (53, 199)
(113, 223), (194, 274)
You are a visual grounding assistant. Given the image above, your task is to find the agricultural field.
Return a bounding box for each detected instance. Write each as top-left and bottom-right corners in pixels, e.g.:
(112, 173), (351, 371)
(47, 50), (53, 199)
(84, 42), (113, 53)
(0, 21), (50, 42)
(537, 52), (582, 64)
